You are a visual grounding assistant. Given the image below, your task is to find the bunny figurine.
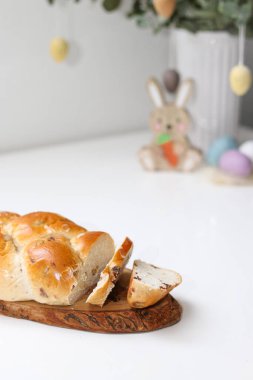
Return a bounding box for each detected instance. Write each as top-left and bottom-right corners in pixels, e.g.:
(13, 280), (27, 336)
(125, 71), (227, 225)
(139, 77), (203, 172)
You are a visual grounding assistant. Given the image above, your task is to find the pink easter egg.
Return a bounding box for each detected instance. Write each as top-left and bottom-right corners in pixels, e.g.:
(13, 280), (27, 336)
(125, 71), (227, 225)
(219, 149), (253, 177)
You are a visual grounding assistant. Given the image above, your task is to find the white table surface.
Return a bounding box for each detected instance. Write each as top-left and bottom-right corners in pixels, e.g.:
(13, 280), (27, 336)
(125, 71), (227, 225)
(0, 130), (253, 380)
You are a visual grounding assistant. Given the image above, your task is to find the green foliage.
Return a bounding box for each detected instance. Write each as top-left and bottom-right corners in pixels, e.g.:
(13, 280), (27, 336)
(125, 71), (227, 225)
(102, 0), (121, 11)
(126, 0), (253, 35)
(47, 0), (253, 35)
(47, 0), (120, 11)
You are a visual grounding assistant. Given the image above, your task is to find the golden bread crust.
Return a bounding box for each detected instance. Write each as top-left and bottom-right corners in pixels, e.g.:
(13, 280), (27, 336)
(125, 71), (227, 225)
(127, 279), (169, 308)
(9, 211), (86, 245)
(0, 211), (114, 305)
(0, 212), (20, 229)
(25, 236), (80, 303)
(72, 231), (106, 259)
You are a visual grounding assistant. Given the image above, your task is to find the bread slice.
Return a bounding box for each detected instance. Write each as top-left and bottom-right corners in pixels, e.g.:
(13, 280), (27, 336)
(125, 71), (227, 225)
(127, 260), (182, 308)
(86, 237), (133, 307)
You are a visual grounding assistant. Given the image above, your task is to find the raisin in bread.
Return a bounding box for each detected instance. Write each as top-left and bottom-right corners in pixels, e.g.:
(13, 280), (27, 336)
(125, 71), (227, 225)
(86, 237), (133, 306)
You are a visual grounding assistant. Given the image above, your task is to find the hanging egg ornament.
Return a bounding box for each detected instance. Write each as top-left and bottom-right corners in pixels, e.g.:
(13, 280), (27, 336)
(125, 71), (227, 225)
(163, 69), (180, 93)
(50, 37), (69, 63)
(229, 23), (252, 96)
(229, 65), (252, 96)
(153, 0), (176, 19)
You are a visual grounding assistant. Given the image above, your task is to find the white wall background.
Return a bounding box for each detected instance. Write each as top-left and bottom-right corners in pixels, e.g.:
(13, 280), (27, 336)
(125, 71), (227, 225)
(0, 1), (252, 152)
(0, 0), (168, 151)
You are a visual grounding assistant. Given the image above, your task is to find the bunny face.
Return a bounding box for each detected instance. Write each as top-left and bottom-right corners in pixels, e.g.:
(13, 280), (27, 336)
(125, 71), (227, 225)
(147, 77), (193, 140)
(150, 104), (190, 139)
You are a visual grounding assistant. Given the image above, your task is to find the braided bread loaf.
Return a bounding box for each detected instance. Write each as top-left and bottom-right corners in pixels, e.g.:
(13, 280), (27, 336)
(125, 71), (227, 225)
(0, 212), (114, 305)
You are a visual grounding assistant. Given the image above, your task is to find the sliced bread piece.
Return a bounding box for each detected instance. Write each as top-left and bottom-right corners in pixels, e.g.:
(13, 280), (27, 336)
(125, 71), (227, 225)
(127, 260), (182, 308)
(86, 237), (133, 307)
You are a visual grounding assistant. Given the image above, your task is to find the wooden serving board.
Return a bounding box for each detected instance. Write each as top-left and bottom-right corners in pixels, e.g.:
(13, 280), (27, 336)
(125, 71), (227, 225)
(0, 270), (182, 333)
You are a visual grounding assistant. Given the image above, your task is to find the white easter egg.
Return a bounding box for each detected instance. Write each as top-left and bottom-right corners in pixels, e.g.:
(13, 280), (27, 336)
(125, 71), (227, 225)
(229, 65), (252, 96)
(239, 141), (253, 162)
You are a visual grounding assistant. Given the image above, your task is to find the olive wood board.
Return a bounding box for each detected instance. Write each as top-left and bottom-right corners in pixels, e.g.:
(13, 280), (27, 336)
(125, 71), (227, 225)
(0, 270), (182, 334)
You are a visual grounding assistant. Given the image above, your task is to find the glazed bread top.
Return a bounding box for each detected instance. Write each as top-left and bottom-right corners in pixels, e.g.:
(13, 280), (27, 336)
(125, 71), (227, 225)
(0, 212), (115, 305)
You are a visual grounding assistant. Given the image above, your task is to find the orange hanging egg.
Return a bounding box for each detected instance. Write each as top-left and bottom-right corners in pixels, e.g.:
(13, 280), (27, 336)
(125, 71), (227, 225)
(153, 0), (176, 19)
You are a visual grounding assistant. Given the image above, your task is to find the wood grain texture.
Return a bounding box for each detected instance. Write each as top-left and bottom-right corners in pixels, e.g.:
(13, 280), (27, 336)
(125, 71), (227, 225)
(0, 270), (182, 333)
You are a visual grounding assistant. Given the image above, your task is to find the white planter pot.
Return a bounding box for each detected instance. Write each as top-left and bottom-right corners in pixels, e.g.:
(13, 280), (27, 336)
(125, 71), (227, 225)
(168, 29), (240, 152)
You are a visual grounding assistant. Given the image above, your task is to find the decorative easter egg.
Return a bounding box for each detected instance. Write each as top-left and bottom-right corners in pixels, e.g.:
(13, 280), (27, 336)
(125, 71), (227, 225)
(50, 37), (69, 63)
(163, 69), (180, 93)
(219, 150), (253, 178)
(229, 65), (252, 96)
(239, 141), (253, 162)
(153, 0), (176, 19)
(207, 136), (238, 166)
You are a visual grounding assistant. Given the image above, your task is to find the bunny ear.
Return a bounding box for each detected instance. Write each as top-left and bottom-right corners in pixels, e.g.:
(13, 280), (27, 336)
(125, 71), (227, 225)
(175, 79), (193, 108)
(147, 78), (166, 108)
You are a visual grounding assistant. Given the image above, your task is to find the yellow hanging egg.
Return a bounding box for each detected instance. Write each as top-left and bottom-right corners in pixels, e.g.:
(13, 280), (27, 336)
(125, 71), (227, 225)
(153, 0), (176, 18)
(229, 64), (252, 96)
(50, 37), (69, 63)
